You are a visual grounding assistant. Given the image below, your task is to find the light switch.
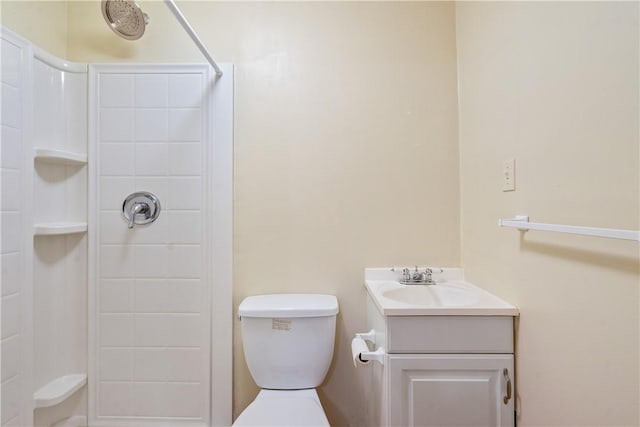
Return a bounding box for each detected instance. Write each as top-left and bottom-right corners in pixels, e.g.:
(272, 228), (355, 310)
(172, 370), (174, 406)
(503, 158), (515, 192)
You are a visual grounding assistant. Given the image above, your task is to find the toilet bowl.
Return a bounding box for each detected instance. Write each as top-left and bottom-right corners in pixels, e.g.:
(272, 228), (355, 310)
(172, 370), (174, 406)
(232, 389), (329, 427)
(232, 294), (339, 427)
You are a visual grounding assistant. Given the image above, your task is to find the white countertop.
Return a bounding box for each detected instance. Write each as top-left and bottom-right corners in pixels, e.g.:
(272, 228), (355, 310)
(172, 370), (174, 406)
(364, 268), (519, 316)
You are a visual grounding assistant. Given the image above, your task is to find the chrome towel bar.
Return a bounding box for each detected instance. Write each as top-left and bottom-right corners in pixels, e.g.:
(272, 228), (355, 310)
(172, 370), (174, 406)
(498, 215), (640, 242)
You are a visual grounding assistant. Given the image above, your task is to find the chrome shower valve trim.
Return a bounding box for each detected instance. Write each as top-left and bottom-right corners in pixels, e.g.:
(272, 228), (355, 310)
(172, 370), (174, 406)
(122, 191), (161, 229)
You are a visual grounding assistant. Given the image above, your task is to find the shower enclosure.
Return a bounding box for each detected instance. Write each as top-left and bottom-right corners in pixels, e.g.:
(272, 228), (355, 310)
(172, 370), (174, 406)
(1, 27), (233, 427)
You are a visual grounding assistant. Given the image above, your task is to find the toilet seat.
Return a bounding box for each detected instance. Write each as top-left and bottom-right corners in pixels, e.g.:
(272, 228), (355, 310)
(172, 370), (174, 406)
(232, 389), (330, 427)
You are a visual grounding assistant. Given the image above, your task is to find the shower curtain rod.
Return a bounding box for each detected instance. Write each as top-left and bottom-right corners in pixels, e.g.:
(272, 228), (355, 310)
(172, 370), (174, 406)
(164, 0), (223, 77)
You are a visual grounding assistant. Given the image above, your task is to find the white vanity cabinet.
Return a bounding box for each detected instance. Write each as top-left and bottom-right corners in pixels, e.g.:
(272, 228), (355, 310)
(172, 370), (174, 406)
(387, 354), (514, 426)
(366, 294), (516, 427)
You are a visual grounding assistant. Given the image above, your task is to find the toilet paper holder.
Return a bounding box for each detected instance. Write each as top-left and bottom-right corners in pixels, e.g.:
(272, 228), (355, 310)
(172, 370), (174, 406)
(359, 345), (385, 365)
(355, 329), (376, 344)
(353, 329), (386, 365)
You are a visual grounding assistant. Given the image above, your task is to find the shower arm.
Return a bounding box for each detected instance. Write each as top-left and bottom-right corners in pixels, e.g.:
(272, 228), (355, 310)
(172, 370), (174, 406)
(163, 0), (223, 77)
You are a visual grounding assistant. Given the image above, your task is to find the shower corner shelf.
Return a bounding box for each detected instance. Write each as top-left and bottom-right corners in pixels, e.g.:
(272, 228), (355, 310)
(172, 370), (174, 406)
(33, 373), (87, 408)
(34, 222), (88, 236)
(34, 148), (88, 166)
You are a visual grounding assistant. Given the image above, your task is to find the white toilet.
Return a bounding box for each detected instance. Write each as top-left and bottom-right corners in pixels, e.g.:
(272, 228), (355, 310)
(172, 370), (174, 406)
(233, 294), (339, 427)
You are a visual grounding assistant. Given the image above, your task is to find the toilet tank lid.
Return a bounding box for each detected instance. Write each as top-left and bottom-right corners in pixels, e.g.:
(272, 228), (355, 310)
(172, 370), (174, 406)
(238, 294), (339, 318)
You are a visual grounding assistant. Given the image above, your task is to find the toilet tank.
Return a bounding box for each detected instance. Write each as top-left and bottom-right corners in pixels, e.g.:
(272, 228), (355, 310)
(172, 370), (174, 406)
(238, 294), (339, 390)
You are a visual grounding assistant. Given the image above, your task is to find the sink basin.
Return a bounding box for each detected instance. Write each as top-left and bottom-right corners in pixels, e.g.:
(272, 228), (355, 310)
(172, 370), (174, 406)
(382, 283), (478, 307)
(364, 268), (519, 316)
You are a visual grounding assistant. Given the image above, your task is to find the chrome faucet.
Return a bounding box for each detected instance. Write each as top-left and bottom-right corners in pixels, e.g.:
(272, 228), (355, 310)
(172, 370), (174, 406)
(412, 267), (424, 282)
(399, 266), (442, 285)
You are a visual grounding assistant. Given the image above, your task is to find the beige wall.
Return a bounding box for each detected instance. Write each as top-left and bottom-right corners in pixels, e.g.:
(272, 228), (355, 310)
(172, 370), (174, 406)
(0, 1), (68, 58)
(66, 1), (461, 425)
(5, 1), (638, 425)
(456, 2), (639, 426)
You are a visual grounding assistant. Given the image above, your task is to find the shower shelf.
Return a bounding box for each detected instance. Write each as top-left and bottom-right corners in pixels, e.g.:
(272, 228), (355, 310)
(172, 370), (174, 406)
(34, 148), (87, 166)
(33, 374), (87, 408)
(34, 222), (88, 236)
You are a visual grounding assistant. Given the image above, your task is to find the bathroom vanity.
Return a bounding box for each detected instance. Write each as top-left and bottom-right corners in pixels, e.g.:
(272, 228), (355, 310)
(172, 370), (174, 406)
(362, 268), (519, 427)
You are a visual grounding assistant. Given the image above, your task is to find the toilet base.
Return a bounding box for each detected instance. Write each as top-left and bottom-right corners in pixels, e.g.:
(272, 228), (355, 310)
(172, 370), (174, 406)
(232, 389), (330, 427)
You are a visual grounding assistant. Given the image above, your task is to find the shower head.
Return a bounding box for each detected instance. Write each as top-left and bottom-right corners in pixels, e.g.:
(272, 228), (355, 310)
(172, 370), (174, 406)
(101, 0), (149, 41)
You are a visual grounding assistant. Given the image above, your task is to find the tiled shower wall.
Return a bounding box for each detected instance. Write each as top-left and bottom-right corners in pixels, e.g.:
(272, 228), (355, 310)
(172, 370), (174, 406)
(1, 31), (32, 427)
(92, 67), (211, 425)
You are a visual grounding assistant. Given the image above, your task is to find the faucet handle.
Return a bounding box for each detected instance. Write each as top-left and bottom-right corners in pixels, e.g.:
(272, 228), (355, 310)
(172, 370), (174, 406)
(127, 202), (149, 229)
(122, 191), (161, 229)
(401, 268), (411, 282)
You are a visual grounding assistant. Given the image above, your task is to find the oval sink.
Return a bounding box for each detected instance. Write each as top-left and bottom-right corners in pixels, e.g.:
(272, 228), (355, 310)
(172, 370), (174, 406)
(382, 283), (478, 307)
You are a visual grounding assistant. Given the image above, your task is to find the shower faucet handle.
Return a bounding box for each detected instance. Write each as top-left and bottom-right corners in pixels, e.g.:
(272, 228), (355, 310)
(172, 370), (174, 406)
(127, 202), (149, 229)
(122, 192), (161, 229)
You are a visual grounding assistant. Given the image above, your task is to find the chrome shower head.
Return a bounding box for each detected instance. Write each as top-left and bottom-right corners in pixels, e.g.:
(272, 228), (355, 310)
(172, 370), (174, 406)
(101, 0), (149, 41)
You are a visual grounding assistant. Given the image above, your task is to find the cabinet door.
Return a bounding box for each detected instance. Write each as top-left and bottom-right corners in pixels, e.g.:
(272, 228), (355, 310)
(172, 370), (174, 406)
(388, 354), (514, 427)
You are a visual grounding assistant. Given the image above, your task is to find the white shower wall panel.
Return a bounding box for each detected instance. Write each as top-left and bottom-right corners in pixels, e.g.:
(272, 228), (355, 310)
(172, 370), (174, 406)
(1, 30), (33, 427)
(33, 234), (87, 387)
(30, 50), (89, 427)
(90, 66), (212, 426)
(33, 58), (87, 153)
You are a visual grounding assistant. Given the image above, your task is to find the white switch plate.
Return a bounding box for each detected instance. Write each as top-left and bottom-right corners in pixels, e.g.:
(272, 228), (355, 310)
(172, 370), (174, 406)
(503, 158), (515, 191)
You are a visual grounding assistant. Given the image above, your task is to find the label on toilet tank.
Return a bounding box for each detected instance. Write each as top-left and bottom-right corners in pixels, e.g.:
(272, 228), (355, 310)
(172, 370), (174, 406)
(272, 318), (292, 331)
